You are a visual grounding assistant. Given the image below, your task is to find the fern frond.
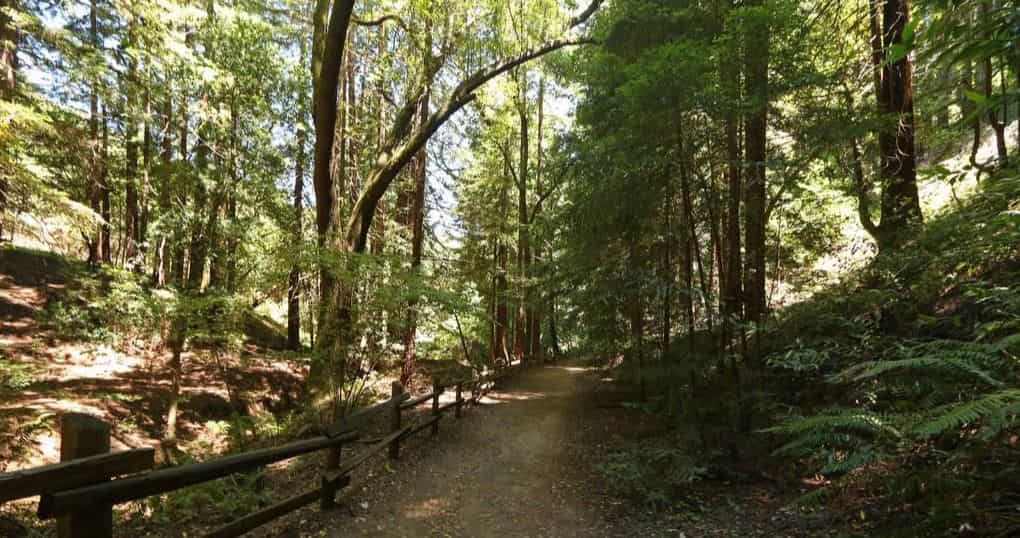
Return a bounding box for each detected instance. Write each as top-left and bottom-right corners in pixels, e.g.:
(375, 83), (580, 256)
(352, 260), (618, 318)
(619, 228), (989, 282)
(764, 410), (903, 439)
(820, 445), (878, 475)
(835, 355), (1003, 387)
(994, 332), (1020, 355)
(913, 389), (1020, 437)
(771, 431), (854, 457)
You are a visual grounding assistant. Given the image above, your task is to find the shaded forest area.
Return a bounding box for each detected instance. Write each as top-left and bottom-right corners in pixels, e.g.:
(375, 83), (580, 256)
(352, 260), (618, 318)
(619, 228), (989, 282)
(2, 0), (1020, 535)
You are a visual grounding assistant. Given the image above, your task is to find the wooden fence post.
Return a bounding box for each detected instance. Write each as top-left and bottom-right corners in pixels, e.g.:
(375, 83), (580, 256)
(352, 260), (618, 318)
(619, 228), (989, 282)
(455, 383), (463, 418)
(320, 440), (342, 510)
(431, 383), (441, 435)
(58, 413), (112, 538)
(389, 381), (404, 459)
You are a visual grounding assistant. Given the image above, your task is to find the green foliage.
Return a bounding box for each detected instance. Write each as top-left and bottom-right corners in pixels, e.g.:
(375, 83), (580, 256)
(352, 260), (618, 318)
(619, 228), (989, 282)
(133, 467), (270, 527)
(598, 436), (708, 510)
(41, 266), (171, 344)
(0, 356), (39, 392)
(763, 168), (1020, 531)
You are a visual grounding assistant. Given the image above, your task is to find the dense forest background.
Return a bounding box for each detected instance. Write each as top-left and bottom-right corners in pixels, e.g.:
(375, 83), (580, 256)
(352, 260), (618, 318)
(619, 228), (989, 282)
(2, 0), (1020, 535)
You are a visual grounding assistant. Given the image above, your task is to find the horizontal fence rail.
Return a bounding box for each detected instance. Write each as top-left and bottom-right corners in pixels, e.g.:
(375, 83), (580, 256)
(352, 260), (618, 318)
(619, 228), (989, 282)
(0, 447), (154, 504)
(0, 357), (541, 538)
(37, 432), (359, 519)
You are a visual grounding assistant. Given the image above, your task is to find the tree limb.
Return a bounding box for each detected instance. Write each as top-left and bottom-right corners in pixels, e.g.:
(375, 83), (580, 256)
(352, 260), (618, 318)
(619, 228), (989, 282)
(497, 140), (521, 191)
(345, 32), (600, 252)
(352, 14), (410, 34)
(568, 0), (604, 29)
(529, 166), (568, 223)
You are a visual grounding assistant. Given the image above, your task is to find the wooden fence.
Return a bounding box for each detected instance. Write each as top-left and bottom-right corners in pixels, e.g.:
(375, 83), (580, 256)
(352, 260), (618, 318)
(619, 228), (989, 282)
(0, 362), (526, 538)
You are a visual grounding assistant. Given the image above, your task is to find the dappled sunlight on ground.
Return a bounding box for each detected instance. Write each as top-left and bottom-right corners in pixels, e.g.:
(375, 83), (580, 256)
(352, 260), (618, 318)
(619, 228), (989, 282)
(403, 497), (452, 520)
(555, 365), (592, 373)
(1, 301), (306, 472)
(479, 390), (547, 404)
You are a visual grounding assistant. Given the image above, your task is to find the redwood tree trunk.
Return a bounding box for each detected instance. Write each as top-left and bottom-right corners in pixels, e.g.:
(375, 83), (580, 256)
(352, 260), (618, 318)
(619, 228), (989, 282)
(514, 71), (530, 361)
(742, 0), (768, 338)
(720, 54), (742, 356)
(871, 0), (923, 247)
(529, 78), (545, 359)
(311, 0), (356, 358)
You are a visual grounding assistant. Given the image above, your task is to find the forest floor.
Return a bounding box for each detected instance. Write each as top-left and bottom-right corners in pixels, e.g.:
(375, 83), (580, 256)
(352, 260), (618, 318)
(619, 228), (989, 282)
(260, 358), (837, 538)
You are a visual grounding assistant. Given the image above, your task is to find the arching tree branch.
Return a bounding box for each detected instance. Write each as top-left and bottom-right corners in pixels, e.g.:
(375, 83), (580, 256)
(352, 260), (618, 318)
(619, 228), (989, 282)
(345, 0), (602, 252)
(352, 14), (410, 34)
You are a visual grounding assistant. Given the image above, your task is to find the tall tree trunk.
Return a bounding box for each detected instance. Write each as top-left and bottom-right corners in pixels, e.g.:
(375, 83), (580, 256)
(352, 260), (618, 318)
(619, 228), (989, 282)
(288, 122), (306, 350)
(495, 163), (512, 366)
(124, 26), (141, 265)
(514, 70), (530, 361)
(489, 239), (498, 360)
(401, 90), (428, 384)
(700, 159), (724, 355)
(140, 74), (152, 249)
(720, 51), (743, 356)
(220, 100), (239, 290)
(495, 238), (511, 366)
(980, 1), (1007, 166)
(154, 92), (173, 287)
(742, 0), (768, 342)
(100, 104), (111, 265)
(186, 112), (210, 289)
(871, 0), (923, 248)
(171, 89), (189, 284)
(0, 0), (17, 239)
(87, 0), (101, 265)
(529, 78), (545, 359)
(679, 176), (694, 354)
(310, 0), (356, 360)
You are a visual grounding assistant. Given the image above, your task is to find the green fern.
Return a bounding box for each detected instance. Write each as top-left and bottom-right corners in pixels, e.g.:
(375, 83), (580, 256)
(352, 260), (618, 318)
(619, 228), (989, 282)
(835, 355), (1003, 387)
(765, 410), (903, 455)
(993, 332), (1020, 355)
(913, 389), (1020, 437)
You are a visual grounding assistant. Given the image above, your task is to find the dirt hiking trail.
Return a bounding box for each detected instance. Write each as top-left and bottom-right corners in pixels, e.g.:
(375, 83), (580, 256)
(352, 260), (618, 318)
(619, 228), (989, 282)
(321, 359), (621, 538)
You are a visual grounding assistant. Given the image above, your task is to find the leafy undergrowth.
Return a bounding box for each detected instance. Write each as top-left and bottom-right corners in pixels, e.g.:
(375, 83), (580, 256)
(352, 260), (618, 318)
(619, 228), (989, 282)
(745, 165), (1020, 536)
(577, 358), (866, 538)
(599, 167), (1020, 536)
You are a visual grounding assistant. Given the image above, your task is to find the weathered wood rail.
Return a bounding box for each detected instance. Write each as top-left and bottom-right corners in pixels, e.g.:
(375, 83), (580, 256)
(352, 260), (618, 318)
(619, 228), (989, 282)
(0, 362), (526, 537)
